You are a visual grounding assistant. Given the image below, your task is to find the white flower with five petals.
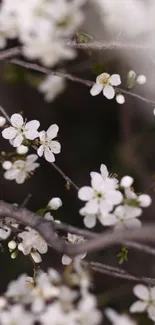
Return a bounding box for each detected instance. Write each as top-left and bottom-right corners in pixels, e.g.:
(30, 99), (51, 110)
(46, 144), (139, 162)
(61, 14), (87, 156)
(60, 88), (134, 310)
(90, 73), (121, 99)
(37, 124), (61, 162)
(78, 167), (122, 216)
(4, 154), (39, 184)
(130, 284), (155, 321)
(2, 114), (40, 147)
(18, 226), (48, 256)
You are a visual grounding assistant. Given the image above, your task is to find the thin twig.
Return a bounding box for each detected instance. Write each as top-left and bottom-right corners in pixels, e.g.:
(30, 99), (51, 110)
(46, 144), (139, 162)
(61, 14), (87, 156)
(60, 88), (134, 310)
(0, 47), (21, 61)
(68, 39), (155, 52)
(0, 106), (10, 122)
(10, 58), (155, 106)
(83, 261), (155, 286)
(20, 193), (32, 208)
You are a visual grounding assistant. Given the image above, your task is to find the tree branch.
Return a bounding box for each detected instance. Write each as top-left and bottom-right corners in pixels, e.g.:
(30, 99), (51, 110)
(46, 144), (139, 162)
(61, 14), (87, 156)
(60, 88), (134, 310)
(2, 200), (155, 258)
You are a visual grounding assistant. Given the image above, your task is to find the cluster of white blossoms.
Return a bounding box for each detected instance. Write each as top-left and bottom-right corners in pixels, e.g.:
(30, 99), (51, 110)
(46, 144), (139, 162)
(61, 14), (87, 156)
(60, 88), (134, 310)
(0, 0), (86, 66)
(78, 164), (151, 229)
(1, 113), (61, 183)
(0, 267), (102, 325)
(39, 75), (66, 102)
(130, 284), (155, 322)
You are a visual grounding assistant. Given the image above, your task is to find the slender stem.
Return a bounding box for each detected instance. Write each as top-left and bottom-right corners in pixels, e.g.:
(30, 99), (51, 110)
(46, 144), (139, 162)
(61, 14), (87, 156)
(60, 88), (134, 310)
(20, 193), (32, 208)
(83, 261), (155, 285)
(0, 47), (21, 61)
(10, 58), (155, 106)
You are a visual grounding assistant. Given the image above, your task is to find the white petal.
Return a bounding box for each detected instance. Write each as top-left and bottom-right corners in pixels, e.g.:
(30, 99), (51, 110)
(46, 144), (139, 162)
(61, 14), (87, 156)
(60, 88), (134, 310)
(133, 284), (150, 300)
(107, 190), (123, 205)
(25, 130), (39, 140)
(148, 306), (155, 321)
(109, 74), (121, 86)
(99, 214), (117, 226)
(85, 199), (98, 214)
(2, 127), (17, 140)
(90, 83), (103, 96)
(4, 168), (19, 180)
(103, 85), (115, 99)
(44, 148), (55, 162)
(124, 218), (142, 229)
(26, 154), (38, 164)
(13, 134), (23, 147)
(84, 215), (96, 228)
(100, 164), (109, 179)
(47, 124), (59, 139)
(62, 254), (72, 265)
(11, 114), (23, 127)
(30, 251), (42, 263)
(100, 200), (113, 214)
(90, 172), (104, 190)
(25, 120), (40, 131)
(50, 141), (61, 154)
(39, 131), (46, 141)
(130, 301), (148, 313)
(150, 287), (155, 300)
(16, 171), (26, 184)
(78, 187), (94, 201)
(37, 145), (44, 157)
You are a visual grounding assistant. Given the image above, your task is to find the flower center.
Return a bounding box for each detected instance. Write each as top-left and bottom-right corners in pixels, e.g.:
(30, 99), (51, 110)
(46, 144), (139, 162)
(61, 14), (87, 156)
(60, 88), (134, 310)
(99, 76), (109, 85)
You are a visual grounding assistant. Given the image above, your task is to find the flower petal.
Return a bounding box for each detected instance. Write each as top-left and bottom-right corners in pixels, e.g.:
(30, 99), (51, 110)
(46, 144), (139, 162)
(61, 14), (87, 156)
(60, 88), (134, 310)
(25, 130), (39, 140)
(85, 199), (98, 214)
(47, 124), (59, 139)
(130, 301), (148, 313)
(100, 164), (109, 179)
(13, 134), (23, 147)
(44, 148), (55, 162)
(26, 154), (38, 164)
(148, 305), (155, 321)
(78, 187), (94, 201)
(50, 141), (61, 154)
(39, 131), (46, 141)
(109, 74), (121, 86)
(150, 287), (155, 300)
(11, 114), (23, 127)
(4, 168), (19, 180)
(25, 120), (40, 131)
(2, 127), (17, 140)
(99, 214), (117, 226)
(62, 254), (72, 265)
(103, 85), (115, 99)
(90, 172), (104, 191)
(84, 215), (96, 228)
(37, 145), (44, 157)
(124, 218), (142, 229)
(16, 171), (26, 184)
(96, 73), (110, 84)
(90, 83), (103, 96)
(133, 284), (150, 300)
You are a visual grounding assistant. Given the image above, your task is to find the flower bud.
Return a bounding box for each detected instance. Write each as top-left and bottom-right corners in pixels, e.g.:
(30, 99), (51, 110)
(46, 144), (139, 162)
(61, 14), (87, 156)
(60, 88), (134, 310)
(138, 194), (152, 207)
(16, 145), (28, 154)
(8, 240), (17, 250)
(136, 75), (146, 85)
(11, 251), (18, 259)
(116, 94), (125, 104)
(120, 176), (134, 188)
(48, 197), (62, 210)
(0, 116), (6, 127)
(2, 161), (12, 170)
(30, 251), (42, 263)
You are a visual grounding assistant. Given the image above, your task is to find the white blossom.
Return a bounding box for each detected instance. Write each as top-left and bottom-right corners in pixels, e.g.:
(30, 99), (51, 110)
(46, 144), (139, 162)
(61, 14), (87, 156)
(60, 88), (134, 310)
(0, 116), (6, 127)
(37, 124), (61, 162)
(39, 75), (66, 102)
(48, 197), (62, 210)
(6, 274), (34, 303)
(0, 305), (34, 325)
(77, 293), (102, 325)
(4, 154), (39, 184)
(8, 240), (17, 250)
(18, 226), (48, 258)
(2, 114), (40, 147)
(130, 284), (155, 321)
(62, 233), (86, 265)
(90, 73), (121, 99)
(78, 164), (122, 217)
(100, 205), (142, 229)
